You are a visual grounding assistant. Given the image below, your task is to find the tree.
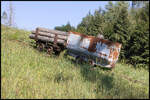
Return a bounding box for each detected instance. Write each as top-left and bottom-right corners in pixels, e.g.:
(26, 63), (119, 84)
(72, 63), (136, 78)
(5, 1), (15, 27)
(76, 11), (94, 35)
(91, 7), (105, 36)
(127, 2), (149, 67)
(131, 1), (149, 8)
(2, 11), (8, 26)
(102, 1), (118, 39)
(76, 9), (105, 36)
(54, 22), (75, 32)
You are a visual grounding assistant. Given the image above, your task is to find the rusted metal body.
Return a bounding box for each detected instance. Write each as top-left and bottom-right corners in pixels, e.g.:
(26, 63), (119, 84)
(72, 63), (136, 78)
(66, 31), (122, 68)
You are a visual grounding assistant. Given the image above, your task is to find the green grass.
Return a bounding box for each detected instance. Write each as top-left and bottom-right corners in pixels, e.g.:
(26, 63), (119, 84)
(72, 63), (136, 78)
(1, 25), (149, 99)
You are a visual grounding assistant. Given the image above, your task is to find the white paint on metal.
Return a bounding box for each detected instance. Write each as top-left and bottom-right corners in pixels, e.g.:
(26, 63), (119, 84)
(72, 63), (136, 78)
(80, 38), (90, 49)
(67, 33), (81, 48)
(96, 42), (110, 58)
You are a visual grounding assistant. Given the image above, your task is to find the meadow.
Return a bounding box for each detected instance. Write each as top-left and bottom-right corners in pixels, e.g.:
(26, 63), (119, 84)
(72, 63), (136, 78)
(1, 25), (149, 99)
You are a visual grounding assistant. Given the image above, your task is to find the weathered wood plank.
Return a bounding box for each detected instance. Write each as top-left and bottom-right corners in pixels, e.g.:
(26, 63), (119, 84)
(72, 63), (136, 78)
(35, 27), (68, 36)
(29, 34), (66, 44)
(31, 31), (68, 40)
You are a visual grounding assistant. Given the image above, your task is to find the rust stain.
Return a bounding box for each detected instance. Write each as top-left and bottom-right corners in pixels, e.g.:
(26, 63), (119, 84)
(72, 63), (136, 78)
(35, 27), (39, 41)
(111, 62), (115, 68)
(69, 31), (98, 52)
(88, 37), (98, 52)
(113, 49), (119, 60)
(69, 31), (122, 58)
(99, 52), (102, 56)
(82, 46), (88, 49)
(69, 31), (91, 38)
(109, 48), (113, 58)
(54, 34), (58, 45)
(115, 43), (122, 48)
(96, 38), (113, 47)
(103, 54), (107, 56)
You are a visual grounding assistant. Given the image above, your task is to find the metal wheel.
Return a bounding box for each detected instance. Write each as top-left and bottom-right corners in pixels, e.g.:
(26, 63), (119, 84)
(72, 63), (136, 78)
(89, 60), (95, 66)
(47, 46), (53, 55)
(75, 56), (84, 64)
(37, 43), (45, 51)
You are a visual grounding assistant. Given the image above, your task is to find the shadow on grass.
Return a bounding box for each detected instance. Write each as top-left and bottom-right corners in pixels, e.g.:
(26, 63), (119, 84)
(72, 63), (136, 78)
(63, 54), (148, 99)
(63, 54), (114, 94)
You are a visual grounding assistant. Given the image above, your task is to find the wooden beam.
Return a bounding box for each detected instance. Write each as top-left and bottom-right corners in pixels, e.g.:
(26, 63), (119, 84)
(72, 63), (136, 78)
(29, 34), (66, 44)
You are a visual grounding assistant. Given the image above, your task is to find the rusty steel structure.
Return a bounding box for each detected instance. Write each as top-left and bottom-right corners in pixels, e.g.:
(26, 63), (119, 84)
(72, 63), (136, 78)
(29, 27), (122, 68)
(66, 31), (122, 68)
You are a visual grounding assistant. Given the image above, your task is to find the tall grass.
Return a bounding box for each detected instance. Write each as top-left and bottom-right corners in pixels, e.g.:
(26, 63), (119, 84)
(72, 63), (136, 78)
(1, 25), (149, 99)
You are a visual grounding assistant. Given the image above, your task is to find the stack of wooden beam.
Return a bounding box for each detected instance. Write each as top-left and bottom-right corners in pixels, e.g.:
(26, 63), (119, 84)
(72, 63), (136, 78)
(29, 27), (68, 44)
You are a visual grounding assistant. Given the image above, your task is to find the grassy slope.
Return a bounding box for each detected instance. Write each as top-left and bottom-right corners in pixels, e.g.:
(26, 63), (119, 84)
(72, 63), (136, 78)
(1, 25), (149, 99)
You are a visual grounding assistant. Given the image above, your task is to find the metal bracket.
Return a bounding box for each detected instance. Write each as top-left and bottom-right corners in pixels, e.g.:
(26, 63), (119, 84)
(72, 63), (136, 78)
(54, 34), (58, 45)
(35, 28), (39, 41)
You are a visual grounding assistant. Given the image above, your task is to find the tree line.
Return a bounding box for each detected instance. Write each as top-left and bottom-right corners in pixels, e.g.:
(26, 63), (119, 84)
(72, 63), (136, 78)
(54, 1), (149, 69)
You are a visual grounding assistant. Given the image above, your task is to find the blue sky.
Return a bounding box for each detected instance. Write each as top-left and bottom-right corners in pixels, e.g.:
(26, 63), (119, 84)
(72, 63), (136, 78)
(1, 1), (131, 31)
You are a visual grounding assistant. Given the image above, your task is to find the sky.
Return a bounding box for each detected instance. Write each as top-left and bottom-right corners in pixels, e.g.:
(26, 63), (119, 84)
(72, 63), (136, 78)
(1, 1), (131, 31)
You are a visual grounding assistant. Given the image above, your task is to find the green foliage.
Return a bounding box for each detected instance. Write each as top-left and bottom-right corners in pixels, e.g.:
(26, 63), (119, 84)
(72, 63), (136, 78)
(76, 11), (94, 35)
(112, 2), (130, 59)
(54, 22), (75, 32)
(126, 3), (149, 68)
(76, 9), (105, 36)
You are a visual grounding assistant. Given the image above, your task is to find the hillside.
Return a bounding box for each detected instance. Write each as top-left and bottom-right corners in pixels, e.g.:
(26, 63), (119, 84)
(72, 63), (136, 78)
(1, 25), (149, 99)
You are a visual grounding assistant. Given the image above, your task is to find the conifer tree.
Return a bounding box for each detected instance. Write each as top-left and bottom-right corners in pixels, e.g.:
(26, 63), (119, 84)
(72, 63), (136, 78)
(54, 22), (75, 32)
(127, 2), (149, 67)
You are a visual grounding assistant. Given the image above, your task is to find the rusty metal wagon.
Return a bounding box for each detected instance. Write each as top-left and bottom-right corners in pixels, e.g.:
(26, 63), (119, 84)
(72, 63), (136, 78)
(29, 27), (122, 68)
(66, 31), (122, 68)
